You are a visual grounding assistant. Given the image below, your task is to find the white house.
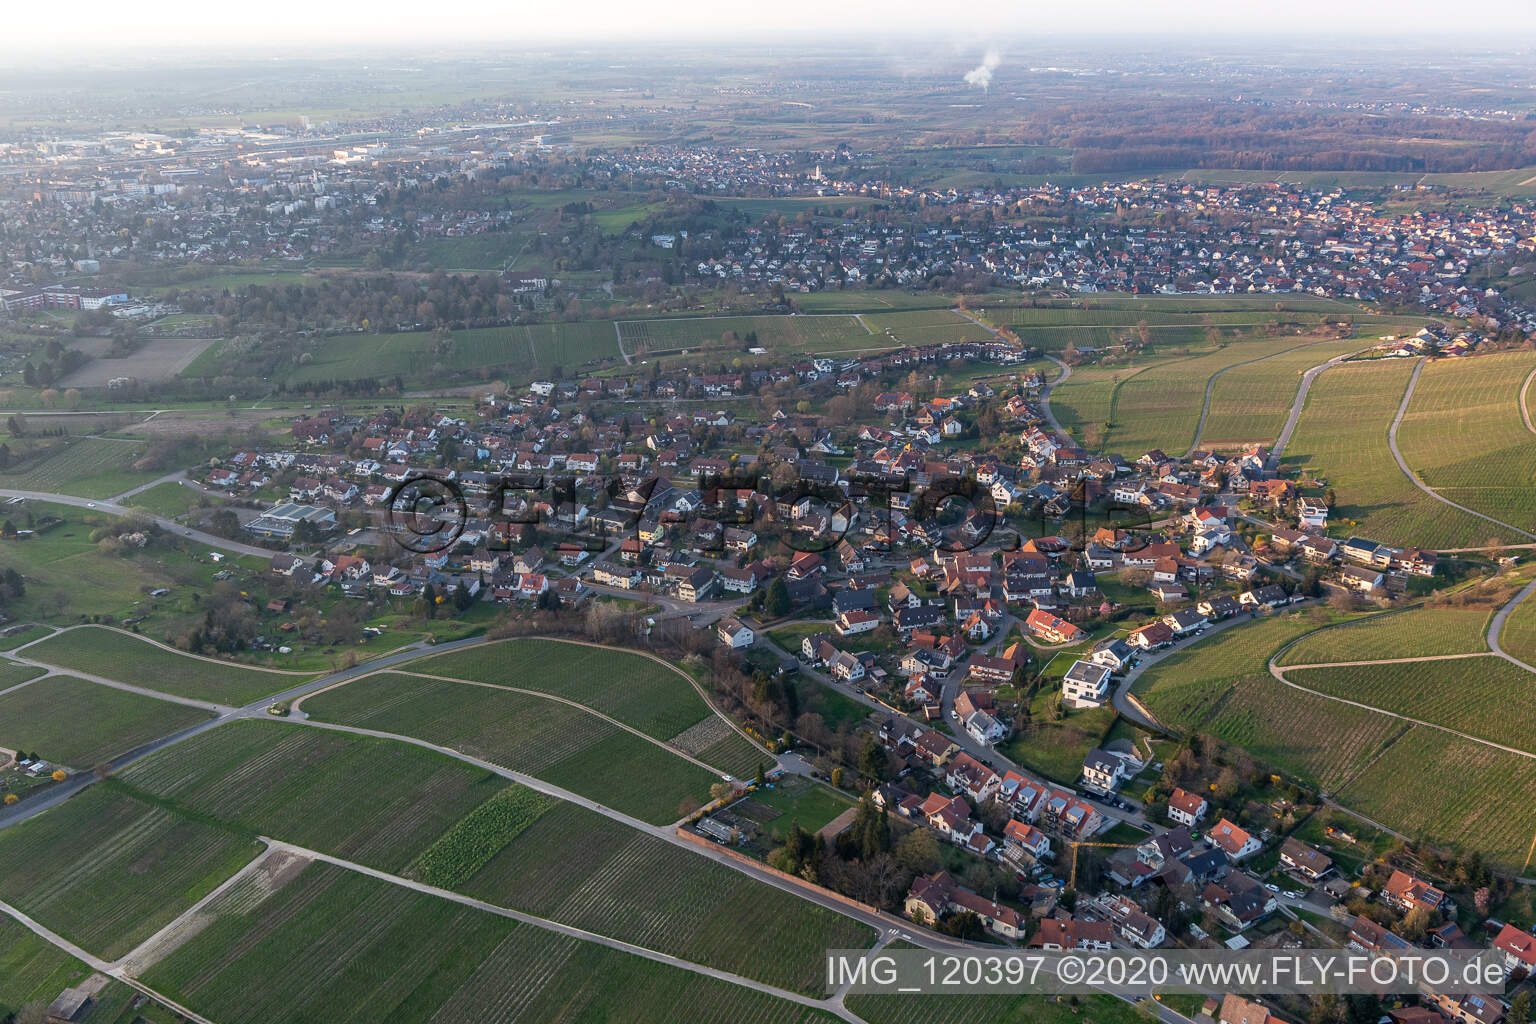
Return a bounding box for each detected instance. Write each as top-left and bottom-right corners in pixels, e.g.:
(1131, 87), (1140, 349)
(1061, 660), (1112, 709)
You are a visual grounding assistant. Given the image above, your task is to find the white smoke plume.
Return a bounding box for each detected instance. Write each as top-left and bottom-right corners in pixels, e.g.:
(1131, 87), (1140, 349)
(963, 49), (1002, 91)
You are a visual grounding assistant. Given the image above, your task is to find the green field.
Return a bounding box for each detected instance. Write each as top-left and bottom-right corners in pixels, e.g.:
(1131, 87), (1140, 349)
(116, 720), (508, 872)
(1277, 603), (1494, 665)
(0, 659), (43, 688)
(1131, 612), (1407, 789)
(847, 990), (1147, 1024)
(1102, 335), (1333, 456)
(279, 321), (619, 386)
(0, 674), (212, 767)
(734, 775), (856, 835)
(144, 860), (841, 1024)
(0, 918), (156, 1024)
(0, 917), (95, 1020)
(24, 627), (306, 706)
(0, 786), (260, 960)
(1501, 590), (1536, 666)
(1284, 358), (1509, 548)
(125, 481), (217, 519)
(300, 671), (720, 824)
(416, 798), (875, 995)
(864, 309), (990, 345)
(410, 639), (739, 744)
(1334, 728), (1536, 871)
(1396, 351), (1536, 534)
(1285, 656), (1536, 754)
(617, 314), (873, 355)
(0, 437), (161, 499)
(1198, 340), (1366, 449)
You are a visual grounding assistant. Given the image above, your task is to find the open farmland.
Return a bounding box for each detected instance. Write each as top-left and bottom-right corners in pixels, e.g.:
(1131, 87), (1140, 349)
(1276, 603), (1494, 665)
(864, 309), (989, 345)
(847, 990), (1146, 1024)
(1396, 350), (1536, 534)
(0, 673), (212, 767)
(410, 639), (750, 745)
(1102, 334), (1328, 456)
(22, 627), (307, 705)
(116, 720), (508, 872)
(58, 336), (217, 388)
(1198, 340), (1366, 448)
(617, 314), (872, 355)
(0, 786), (260, 960)
(1500, 590), (1536, 666)
(279, 320), (620, 386)
(413, 797), (875, 995)
(0, 436), (161, 499)
(1133, 617), (1403, 790)
(0, 922), (154, 1024)
(1283, 358), (1507, 548)
(1283, 656), (1536, 754)
(143, 859), (840, 1024)
(0, 917), (96, 1019)
(301, 671), (722, 824)
(1336, 728), (1536, 870)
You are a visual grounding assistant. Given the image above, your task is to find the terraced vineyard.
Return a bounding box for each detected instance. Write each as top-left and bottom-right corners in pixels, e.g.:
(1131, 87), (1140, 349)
(1500, 590), (1536, 666)
(1397, 350), (1536, 534)
(425, 799), (876, 995)
(0, 786), (260, 960)
(0, 673), (213, 767)
(617, 314), (872, 355)
(1132, 614), (1403, 791)
(1198, 340), (1364, 448)
(280, 321), (619, 386)
(848, 990), (1146, 1024)
(23, 627), (306, 705)
(865, 309), (989, 345)
(116, 720), (508, 872)
(1103, 334), (1326, 456)
(0, 436), (161, 499)
(411, 638), (766, 773)
(143, 860), (844, 1024)
(1283, 358), (1508, 548)
(1284, 656), (1536, 753)
(1194, 674), (1408, 792)
(1277, 603), (1494, 666)
(303, 671), (722, 823)
(1335, 728), (1536, 870)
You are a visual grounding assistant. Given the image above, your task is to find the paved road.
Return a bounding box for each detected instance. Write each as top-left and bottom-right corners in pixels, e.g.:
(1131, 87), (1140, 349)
(1110, 606), (1287, 730)
(1265, 346), (1368, 473)
(1488, 574), (1536, 674)
(0, 487), (277, 558)
(1037, 355), (1074, 445)
(1183, 338), (1344, 458)
(1387, 358), (1536, 542)
(1522, 365), (1536, 436)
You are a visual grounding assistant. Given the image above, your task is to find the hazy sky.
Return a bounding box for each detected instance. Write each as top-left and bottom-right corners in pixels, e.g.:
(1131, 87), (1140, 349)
(9, 0), (1535, 56)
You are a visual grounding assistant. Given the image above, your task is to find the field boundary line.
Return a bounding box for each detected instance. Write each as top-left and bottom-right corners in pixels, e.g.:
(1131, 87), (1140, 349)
(0, 655), (232, 713)
(1280, 652), (1498, 670)
(1266, 660), (1536, 761)
(1184, 336), (1352, 457)
(1488, 575), (1536, 675)
(402, 636), (774, 760)
(109, 842), (279, 975)
(1389, 357), (1536, 542)
(255, 836), (858, 1019)
(387, 667), (735, 776)
(12, 624), (318, 676)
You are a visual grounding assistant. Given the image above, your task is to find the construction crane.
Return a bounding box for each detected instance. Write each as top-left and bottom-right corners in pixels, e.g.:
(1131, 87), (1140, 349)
(1065, 839), (1140, 891)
